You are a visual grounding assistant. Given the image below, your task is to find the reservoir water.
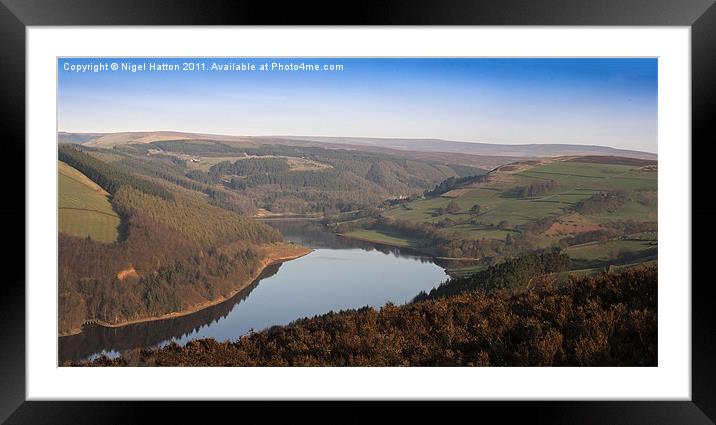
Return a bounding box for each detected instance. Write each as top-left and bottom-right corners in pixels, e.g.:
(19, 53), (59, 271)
(58, 221), (450, 363)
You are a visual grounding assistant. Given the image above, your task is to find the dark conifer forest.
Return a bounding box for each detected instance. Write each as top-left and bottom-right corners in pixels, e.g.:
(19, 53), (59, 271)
(58, 145), (283, 334)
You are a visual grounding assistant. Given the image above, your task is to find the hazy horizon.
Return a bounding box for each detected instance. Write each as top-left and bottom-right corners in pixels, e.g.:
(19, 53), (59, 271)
(56, 129), (657, 154)
(58, 58), (658, 153)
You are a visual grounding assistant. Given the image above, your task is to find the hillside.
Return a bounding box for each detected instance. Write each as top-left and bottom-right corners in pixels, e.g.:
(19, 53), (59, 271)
(57, 132), (105, 144)
(58, 137), (657, 272)
(59, 131), (656, 160)
(58, 161), (121, 243)
(80, 264), (657, 367)
(334, 156), (657, 270)
(57, 141), (657, 335)
(62, 131), (255, 148)
(262, 135), (658, 160)
(58, 145), (292, 335)
(64, 138), (491, 215)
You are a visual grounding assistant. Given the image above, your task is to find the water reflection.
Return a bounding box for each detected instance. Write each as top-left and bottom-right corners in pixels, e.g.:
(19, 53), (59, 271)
(59, 264), (283, 363)
(270, 220), (428, 257)
(59, 221), (449, 364)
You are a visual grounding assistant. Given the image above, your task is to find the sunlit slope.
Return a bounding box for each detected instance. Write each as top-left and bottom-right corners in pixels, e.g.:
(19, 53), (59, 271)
(387, 159), (655, 224)
(58, 161), (121, 243)
(370, 157), (658, 265)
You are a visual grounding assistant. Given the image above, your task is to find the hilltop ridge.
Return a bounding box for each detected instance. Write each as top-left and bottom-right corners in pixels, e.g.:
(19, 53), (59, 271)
(58, 131), (656, 160)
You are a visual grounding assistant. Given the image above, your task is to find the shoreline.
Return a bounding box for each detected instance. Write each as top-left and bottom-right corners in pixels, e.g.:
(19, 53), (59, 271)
(59, 243), (312, 337)
(255, 217), (322, 222)
(252, 211), (323, 221)
(337, 232), (483, 262)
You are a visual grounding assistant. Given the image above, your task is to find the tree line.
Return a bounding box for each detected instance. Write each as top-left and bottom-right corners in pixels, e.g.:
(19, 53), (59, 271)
(150, 140), (239, 154)
(111, 186), (281, 247)
(413, 251), (571, 301)
(110, 151), (258, 214)
(59, 211), (265, 334)
(59, 144), (173, 199)
(574, 189), (656, 215)
(212, 157), (291, 176)
(424, 174), (488, 197)
(112, 139), (491, 215)
(510, 179), (558, 198)
(363, 217), (530, 259)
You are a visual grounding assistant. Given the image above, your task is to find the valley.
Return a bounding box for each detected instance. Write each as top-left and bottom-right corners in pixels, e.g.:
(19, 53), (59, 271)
(57, 131), (658, 366)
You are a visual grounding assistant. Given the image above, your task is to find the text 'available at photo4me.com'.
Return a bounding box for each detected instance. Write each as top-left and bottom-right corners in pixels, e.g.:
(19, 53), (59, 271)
(62, 60), (346, 73)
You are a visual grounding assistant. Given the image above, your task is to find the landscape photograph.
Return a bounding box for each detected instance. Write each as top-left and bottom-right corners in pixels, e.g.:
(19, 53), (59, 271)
(57, 57), (657, 366)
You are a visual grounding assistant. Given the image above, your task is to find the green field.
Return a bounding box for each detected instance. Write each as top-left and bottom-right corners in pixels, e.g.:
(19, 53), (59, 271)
(58, 161), (120, 243)
(341, 229), (422, 248)
(552, 259), (658, 281)
(443, 262), (488, 277)
(565, 239), (657, 262)
(183, 155), (251, 171)
(375, 158), (658, 264)
(384, 160), (657, 241)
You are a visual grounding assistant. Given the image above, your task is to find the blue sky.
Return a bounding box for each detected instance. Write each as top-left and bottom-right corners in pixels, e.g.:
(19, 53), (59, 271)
(58, 58), (657, 153)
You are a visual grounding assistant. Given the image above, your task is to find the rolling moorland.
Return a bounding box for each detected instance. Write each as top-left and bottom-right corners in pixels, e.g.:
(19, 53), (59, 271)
(57, 135), (495, 335)
(58, 132), (657, 366)
(59, 131), (658, 160)
(331, 155), (657, 274)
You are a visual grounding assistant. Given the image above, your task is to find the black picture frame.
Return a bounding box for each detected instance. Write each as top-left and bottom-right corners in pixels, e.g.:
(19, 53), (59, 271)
(1, 0), (714, 423)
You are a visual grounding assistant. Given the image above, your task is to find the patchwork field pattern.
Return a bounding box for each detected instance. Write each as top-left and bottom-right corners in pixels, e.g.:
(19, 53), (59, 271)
(379, 158), (657, 262)
(58, 161), (121, 243)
